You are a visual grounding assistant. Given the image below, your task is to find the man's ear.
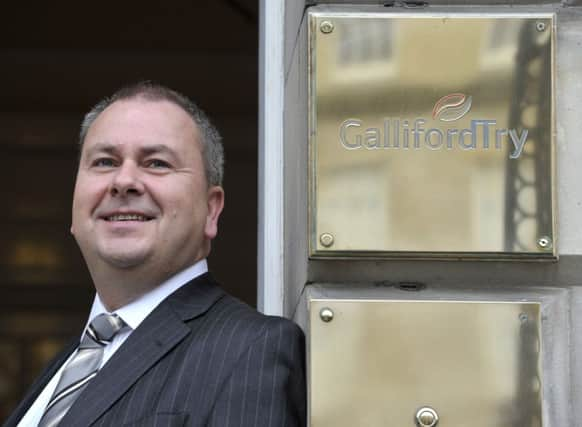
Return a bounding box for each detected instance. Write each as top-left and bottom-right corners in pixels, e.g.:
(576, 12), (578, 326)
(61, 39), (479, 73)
(204, 186), (225, 240)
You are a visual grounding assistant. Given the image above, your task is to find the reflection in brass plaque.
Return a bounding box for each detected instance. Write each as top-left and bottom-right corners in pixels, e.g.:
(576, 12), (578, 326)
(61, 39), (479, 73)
(310, 299), (542, 427)
(309, 11), (556, 258)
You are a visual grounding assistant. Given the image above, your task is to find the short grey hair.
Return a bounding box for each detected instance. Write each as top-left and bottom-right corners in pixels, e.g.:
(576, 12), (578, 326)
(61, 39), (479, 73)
(79, 81), (224, 187)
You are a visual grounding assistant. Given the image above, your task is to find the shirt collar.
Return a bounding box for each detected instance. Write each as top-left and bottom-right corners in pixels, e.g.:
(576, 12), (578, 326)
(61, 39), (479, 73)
(86, 259), (208, 332)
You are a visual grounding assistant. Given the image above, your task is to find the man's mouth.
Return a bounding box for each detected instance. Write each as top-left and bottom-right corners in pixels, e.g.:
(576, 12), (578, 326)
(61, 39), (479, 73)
(104, 214), (154, 222)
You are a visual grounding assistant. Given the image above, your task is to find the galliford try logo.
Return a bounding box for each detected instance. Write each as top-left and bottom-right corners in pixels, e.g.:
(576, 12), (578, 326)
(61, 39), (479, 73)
(339, 93), (529, 159)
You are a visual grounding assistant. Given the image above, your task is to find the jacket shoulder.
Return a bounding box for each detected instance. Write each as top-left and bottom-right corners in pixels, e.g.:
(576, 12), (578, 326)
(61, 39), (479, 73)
(207, 291), (304, 344)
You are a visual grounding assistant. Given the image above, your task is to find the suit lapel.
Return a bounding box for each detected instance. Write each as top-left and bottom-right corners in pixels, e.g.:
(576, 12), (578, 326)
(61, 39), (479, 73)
(4, 340), (77, 427)
(60, 274), (224, 427)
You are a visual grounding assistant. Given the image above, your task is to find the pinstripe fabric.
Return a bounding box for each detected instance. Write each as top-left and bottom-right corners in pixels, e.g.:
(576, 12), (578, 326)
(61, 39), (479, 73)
(4, 274), (306, 427)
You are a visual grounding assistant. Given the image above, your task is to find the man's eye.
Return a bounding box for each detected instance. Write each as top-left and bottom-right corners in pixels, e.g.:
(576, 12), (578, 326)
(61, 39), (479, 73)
(92, 158), (115, 167)
(146, 159), (171, 169)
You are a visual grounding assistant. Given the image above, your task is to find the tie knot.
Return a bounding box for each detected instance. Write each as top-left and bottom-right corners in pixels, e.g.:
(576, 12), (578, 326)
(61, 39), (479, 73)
(88, 313), (126, 343)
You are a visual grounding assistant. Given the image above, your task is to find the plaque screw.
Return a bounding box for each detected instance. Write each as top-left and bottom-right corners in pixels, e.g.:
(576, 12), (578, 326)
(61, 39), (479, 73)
(519, 313), (529, 324)
(415, 406), (439, 427)
(537, 236), (552, 250)
(319, 307), (334, 322)
(320, 20), (334, 34)
(536, 21), (546, 32)
(319, 233), (335, 248)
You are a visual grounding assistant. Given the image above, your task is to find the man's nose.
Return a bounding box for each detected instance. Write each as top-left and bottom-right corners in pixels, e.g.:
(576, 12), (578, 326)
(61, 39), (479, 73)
(110, 161), (144, 196)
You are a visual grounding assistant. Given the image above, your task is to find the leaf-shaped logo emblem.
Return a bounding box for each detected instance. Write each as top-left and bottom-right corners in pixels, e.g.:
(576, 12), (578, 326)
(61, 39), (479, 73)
(432, 93), (473, 122)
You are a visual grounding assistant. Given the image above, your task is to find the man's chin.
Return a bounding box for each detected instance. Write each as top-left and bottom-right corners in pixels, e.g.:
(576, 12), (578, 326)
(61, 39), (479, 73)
(99, 251), (152, 269)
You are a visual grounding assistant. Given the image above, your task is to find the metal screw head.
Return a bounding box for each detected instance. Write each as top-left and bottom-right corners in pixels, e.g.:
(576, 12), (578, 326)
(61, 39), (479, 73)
(415, 406), (439, 427)
(319, 233), (334, 248)
(536, 21), (546, 32)
(319, 307), (334, 322)
(320, 20), (334, 34)
(519, 313), (529, 324)
(537, 236), (552, 250)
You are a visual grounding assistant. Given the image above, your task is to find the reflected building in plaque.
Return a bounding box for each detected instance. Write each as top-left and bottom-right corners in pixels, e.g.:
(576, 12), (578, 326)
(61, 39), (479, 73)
(309, 12), (555, 258)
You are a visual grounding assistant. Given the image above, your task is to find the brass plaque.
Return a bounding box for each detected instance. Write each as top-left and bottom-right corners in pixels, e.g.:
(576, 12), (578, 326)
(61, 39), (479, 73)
(309, 11), (556, 259)
(310, 299), (542, 427)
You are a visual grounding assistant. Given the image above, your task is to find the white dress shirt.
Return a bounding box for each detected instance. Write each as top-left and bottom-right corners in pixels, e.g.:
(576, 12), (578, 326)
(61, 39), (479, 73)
(17, 259), (208, 427)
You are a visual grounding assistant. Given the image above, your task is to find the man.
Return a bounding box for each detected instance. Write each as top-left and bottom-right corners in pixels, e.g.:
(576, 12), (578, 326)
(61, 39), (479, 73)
(5, 83), (306, 427)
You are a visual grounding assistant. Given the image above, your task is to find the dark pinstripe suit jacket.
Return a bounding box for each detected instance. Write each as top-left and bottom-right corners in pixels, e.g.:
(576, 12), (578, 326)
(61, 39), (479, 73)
(5, 274), (306, 427)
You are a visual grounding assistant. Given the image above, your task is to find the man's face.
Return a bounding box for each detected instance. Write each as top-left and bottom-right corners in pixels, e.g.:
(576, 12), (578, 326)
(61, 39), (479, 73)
(71, 99), (224, 277)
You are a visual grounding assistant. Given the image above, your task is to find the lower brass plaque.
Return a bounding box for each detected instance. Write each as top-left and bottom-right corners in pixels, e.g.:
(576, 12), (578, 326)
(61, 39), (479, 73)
(309, 10), (556, 259)
(310, 299), (542, 427)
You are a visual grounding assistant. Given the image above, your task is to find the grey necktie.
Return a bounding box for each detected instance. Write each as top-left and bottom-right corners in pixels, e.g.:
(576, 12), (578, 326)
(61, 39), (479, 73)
(38, 313), (126, 427)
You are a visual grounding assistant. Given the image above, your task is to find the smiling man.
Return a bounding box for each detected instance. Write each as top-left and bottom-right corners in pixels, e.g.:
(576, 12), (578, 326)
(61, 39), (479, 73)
(5, 83), (306, 427)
